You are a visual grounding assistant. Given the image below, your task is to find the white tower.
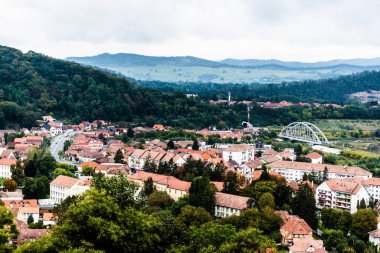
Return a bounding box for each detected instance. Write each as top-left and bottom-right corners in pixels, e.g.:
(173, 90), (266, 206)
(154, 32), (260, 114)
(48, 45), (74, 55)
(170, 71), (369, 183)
(228, 92), (231, 102)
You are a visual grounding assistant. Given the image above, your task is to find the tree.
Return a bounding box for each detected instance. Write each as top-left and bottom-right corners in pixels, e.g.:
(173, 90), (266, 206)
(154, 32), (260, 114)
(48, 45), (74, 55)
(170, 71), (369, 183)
(189, 176), (216, 215)
(3, 179), (17, 192)
(258, 192), (275, 210)
(92, 174), (145, 209)
(21, 189), (162, 253)
(291, 183), (318, 229)
(143, 177), (155, 196)
(127, 127), (135, 138)
(143, 156), (157, 173)
(167, 140), (175, 150)
(351, 209), (377, 241)
(222, 171), (239, 194)
(359, 198), (366, 209)
(176, 205), (212, 227)
(249, 180), (277, 200)
(192, 139), (199, 151)
(114, 149), (124, 163)
(147, 191), (174, 210)
(27, 214), (34, 224)
(22, 176), (50, 199)
(10, 160), (24, 185)
(82, 165), (95, 176)
(53, 168), (76, 179)
(219, 228), (276, 253)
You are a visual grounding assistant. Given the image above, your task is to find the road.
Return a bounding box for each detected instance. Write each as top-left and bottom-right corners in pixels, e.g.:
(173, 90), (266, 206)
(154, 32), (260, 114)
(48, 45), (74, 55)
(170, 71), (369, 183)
(50, 129), (77, 165)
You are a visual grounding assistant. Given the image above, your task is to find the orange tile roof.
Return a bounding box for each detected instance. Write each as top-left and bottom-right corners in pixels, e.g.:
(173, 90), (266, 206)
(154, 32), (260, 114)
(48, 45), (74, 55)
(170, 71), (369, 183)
(50, 175), (81, 188)
(3, 200), (38, 208)
(325, 178), (363, 194)
(268, 160), (371, 176)
(306, 152), (323, 159)
(215, 192), (249, 210)
(281, 215), (312, 237)
(0, 158), (17, 166)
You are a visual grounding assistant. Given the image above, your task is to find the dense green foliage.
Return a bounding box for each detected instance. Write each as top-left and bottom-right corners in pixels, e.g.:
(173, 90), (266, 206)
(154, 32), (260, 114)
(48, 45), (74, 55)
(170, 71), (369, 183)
(138, 71), (380, 103)
(17, 175), (280, 253)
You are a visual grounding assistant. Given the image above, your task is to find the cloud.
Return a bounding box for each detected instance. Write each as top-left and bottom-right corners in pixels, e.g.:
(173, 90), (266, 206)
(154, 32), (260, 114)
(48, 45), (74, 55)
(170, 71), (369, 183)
(0, 0), (379, 61)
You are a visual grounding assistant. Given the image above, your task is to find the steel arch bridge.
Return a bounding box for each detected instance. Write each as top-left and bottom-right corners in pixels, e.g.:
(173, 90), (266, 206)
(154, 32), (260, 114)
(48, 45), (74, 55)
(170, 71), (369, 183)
(278, 122), (329, 144)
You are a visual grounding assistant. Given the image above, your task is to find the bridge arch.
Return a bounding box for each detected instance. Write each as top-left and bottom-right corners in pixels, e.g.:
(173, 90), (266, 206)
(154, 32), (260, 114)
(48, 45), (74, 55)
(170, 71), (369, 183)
(278, 122), (329, 145)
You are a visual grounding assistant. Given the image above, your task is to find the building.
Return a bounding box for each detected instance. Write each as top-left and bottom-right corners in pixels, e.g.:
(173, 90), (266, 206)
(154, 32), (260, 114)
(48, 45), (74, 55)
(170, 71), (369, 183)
(306, 152), (323, 164)
(363, 178), (380, 202)
(277, 211), (313, 245)
(316, 178), (370, 213)
(214, 192), (249, 217)
(221, 144), (255, 165)
(289, 235), (327, 253)
(50, 175), (91, 203)
(268, 161), (372, 182)
(17, 207), (39, 223)
(128, 171), (191, 200)
(369, 229), (380, 249)
(0, 158), (16, 179)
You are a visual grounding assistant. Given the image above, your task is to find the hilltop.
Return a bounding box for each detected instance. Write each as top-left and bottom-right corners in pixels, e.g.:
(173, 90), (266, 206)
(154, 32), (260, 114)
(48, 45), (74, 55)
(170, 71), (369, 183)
(67, 53), (380, 83)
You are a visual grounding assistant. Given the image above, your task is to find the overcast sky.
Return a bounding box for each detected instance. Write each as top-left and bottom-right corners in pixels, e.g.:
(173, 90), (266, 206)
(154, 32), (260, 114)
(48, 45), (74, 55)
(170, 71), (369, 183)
(0, 0), (379, 61)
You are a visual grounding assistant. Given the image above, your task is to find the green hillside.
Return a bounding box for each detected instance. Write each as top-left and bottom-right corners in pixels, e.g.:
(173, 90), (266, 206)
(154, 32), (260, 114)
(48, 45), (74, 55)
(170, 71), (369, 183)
(0, 45), (246, 128)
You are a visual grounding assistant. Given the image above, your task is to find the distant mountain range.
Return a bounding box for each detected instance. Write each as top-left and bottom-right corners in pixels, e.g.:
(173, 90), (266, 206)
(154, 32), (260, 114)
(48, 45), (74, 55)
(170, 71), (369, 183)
(66, 53), (380, 83)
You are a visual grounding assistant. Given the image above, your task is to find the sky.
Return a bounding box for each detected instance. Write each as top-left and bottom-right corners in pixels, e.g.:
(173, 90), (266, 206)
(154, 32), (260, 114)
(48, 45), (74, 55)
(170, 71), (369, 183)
(0, 0), (380, 61)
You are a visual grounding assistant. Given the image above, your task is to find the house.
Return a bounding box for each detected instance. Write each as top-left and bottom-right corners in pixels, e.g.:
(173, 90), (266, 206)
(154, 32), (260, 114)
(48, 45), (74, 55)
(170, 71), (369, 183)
(0, 190), (23, 200)
(277, 211), (313, 245)
(50, 175), (91, 203)
(268, 160), (372, 182)
(128, 171), (191, 200)
(221, 144), (255, 165)
(0, 158), (16, 179)
(152, 124), (165, 131)
(316, 178), (370, 213)
(369, 229), (380, 249)
(214, 192), (249, 217)
(306, 152), (323, 164)
(17, 206), (40, 223)
(289, 235), (327, 253)
(42, 115), (54, 122)
(42, 213), (56, 226)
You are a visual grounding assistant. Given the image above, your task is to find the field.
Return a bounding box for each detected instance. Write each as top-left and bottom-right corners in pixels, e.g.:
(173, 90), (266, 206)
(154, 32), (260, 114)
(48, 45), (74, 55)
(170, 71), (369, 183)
(313, 119), (380, 132)
(106, 65), (363, 83)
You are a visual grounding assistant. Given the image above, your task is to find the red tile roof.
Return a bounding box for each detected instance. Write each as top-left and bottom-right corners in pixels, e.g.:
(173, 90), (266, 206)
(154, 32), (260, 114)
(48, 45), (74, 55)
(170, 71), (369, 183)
(215, 192), (249, 210)
(50, 175), (81, 188)
(306, 152), (322, 159)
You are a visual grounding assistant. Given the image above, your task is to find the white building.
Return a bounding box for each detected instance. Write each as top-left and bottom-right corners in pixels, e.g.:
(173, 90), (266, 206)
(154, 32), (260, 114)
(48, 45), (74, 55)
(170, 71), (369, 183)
(316, 178), (370, 213)
(268, 161), (372, 182)
(128, 171), (191, 201)
(306, 152), (323, 164)
(17, 207), (39, 223)
(222, 144), (255, 165)
(369, 230), (380, 249)
(50, 175), (91, 203)
(214, 192), (249, 217)
(363, 178), (380, 202)
(0, 158), (16, 179)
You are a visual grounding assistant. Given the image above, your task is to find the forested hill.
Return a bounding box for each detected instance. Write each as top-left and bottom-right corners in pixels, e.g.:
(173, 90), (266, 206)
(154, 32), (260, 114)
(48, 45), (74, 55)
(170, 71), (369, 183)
(0, 45), (245, 128)
(137, 70), (380, 103)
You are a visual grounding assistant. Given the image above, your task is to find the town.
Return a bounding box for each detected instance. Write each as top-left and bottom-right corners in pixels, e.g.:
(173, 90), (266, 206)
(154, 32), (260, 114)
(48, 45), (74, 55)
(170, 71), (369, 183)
(0, 113), (379, 252)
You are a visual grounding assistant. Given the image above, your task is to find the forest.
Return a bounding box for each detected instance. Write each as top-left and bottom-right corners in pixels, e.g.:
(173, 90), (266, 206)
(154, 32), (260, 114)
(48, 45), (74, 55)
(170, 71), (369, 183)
(136, 70), (380, 103)
(1, 45), (380, 129)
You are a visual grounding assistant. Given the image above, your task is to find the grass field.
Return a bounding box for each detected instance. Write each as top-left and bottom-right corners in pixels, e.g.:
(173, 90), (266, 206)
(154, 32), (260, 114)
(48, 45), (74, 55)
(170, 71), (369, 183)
(313, 119), (380, 132)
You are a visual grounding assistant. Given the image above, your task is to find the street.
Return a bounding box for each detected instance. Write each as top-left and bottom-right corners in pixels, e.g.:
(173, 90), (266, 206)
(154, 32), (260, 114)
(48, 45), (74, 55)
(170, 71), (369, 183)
(49, 129), (77, 165)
